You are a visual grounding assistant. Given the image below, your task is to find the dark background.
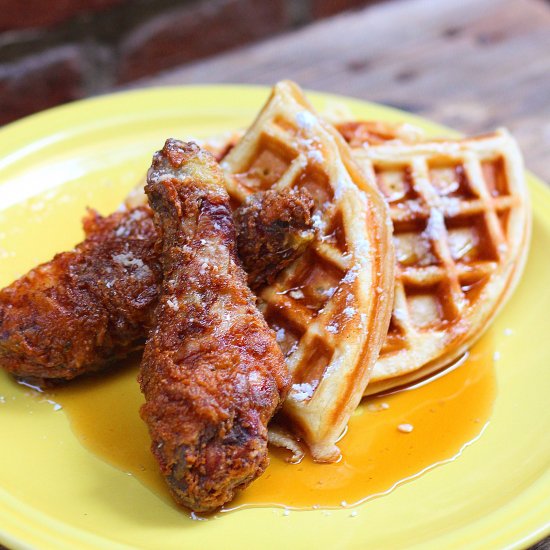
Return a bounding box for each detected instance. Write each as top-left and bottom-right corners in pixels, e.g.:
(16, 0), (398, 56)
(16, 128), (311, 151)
(0, 0), (376, 125)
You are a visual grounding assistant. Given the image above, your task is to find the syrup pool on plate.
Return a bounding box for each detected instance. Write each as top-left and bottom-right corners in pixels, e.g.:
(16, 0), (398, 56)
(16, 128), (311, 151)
(29, 331), (496, 515)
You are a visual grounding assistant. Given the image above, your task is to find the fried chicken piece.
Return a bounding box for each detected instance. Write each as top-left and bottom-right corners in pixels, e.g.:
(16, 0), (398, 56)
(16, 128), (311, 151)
(234, 188), (315, 289)
(0, 191), (314, 381)
(0, 207), (161, 380)
(140, 140), (289, 512)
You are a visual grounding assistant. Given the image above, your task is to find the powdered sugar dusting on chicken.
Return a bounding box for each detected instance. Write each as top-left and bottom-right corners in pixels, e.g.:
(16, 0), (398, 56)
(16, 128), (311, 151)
(112, 252), (152, 280)
(166, 298), (179, 311)
(113, 252), (144, 269)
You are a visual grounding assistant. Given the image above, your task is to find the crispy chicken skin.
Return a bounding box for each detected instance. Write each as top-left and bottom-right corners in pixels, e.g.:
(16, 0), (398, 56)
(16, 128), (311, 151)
(140, 140), (289, 512)
(234, 188), (314, 289)
(0, 207), (161, 380)
(0, 189), (313, 381)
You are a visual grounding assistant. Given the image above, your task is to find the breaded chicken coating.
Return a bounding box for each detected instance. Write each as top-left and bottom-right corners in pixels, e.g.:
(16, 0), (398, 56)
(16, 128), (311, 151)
(0, 190), (313, 381)
(0, 207), (161, 380)
(140, 140), (290, 511)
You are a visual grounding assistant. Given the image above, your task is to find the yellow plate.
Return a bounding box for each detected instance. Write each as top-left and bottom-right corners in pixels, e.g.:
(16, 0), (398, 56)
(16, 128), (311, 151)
(0, 86), (548, 550)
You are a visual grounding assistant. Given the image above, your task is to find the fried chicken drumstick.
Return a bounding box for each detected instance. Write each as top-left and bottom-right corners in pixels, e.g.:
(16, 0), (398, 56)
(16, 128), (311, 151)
(0, 187), (313, 381)
(140, 140), (289, 511)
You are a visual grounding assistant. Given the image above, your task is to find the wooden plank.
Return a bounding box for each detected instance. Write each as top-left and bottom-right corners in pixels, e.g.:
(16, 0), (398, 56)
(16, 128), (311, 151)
(134, 0), (550, 182)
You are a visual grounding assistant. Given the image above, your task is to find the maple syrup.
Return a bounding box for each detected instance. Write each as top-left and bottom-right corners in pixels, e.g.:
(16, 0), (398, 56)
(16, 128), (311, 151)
(45, 333), (495, 514)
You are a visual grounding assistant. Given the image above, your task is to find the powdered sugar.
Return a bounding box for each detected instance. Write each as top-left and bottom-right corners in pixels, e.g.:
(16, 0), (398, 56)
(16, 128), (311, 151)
(311, 211), (325, 231)
(321, 287), (336, 299)
(112, 252), (152, 280)
(248, 371), (261, 386)
(115, 225), (129, 237)
(393, 306), (408, 322)
(295, 110), (317, 131)
(166, 298), (179, 311)
(323, 355), (343, 380)
(424, 208), (446, 241)
(342, 306), (356, 318)
(342, 264), (359, 284)
(498, 242), (508, 254)
(333, 178), (351, 201)
(354, 239), (370, 258)
(291, 382), (316, 401)
(367, 402), (390, 412)
(308, 149), (323, 164)
(440, 197), (461, 217)
(112, 252), (144, 269)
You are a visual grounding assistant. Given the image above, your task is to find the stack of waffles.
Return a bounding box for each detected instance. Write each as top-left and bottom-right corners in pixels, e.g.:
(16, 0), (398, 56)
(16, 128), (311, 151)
(129, 81), (531, 462)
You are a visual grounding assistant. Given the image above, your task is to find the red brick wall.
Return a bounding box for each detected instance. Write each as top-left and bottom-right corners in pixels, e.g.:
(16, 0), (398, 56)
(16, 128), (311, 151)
(118, 0), (286, 83)
(0, 0), (372, 125)
(0, 0), (126, 30)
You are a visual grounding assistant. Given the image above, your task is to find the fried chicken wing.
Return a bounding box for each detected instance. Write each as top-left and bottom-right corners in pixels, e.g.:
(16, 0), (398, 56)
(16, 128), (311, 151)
(0, 207), (161, 380)
(140, 140), (289, 512)
(234, 188), (314, 289)
(0, 190), (314, 381)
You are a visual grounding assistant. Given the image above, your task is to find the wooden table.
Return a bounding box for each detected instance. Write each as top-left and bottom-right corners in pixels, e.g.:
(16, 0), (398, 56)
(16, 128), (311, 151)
(136, 0), (550, 184)
(130, 0), (550, 547)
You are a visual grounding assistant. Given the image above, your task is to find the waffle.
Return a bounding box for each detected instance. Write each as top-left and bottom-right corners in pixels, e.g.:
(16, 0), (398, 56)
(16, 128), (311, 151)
(220, 81), (394, 461)
(336, 120), (425, 147)
(349, 129), (530, 395)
